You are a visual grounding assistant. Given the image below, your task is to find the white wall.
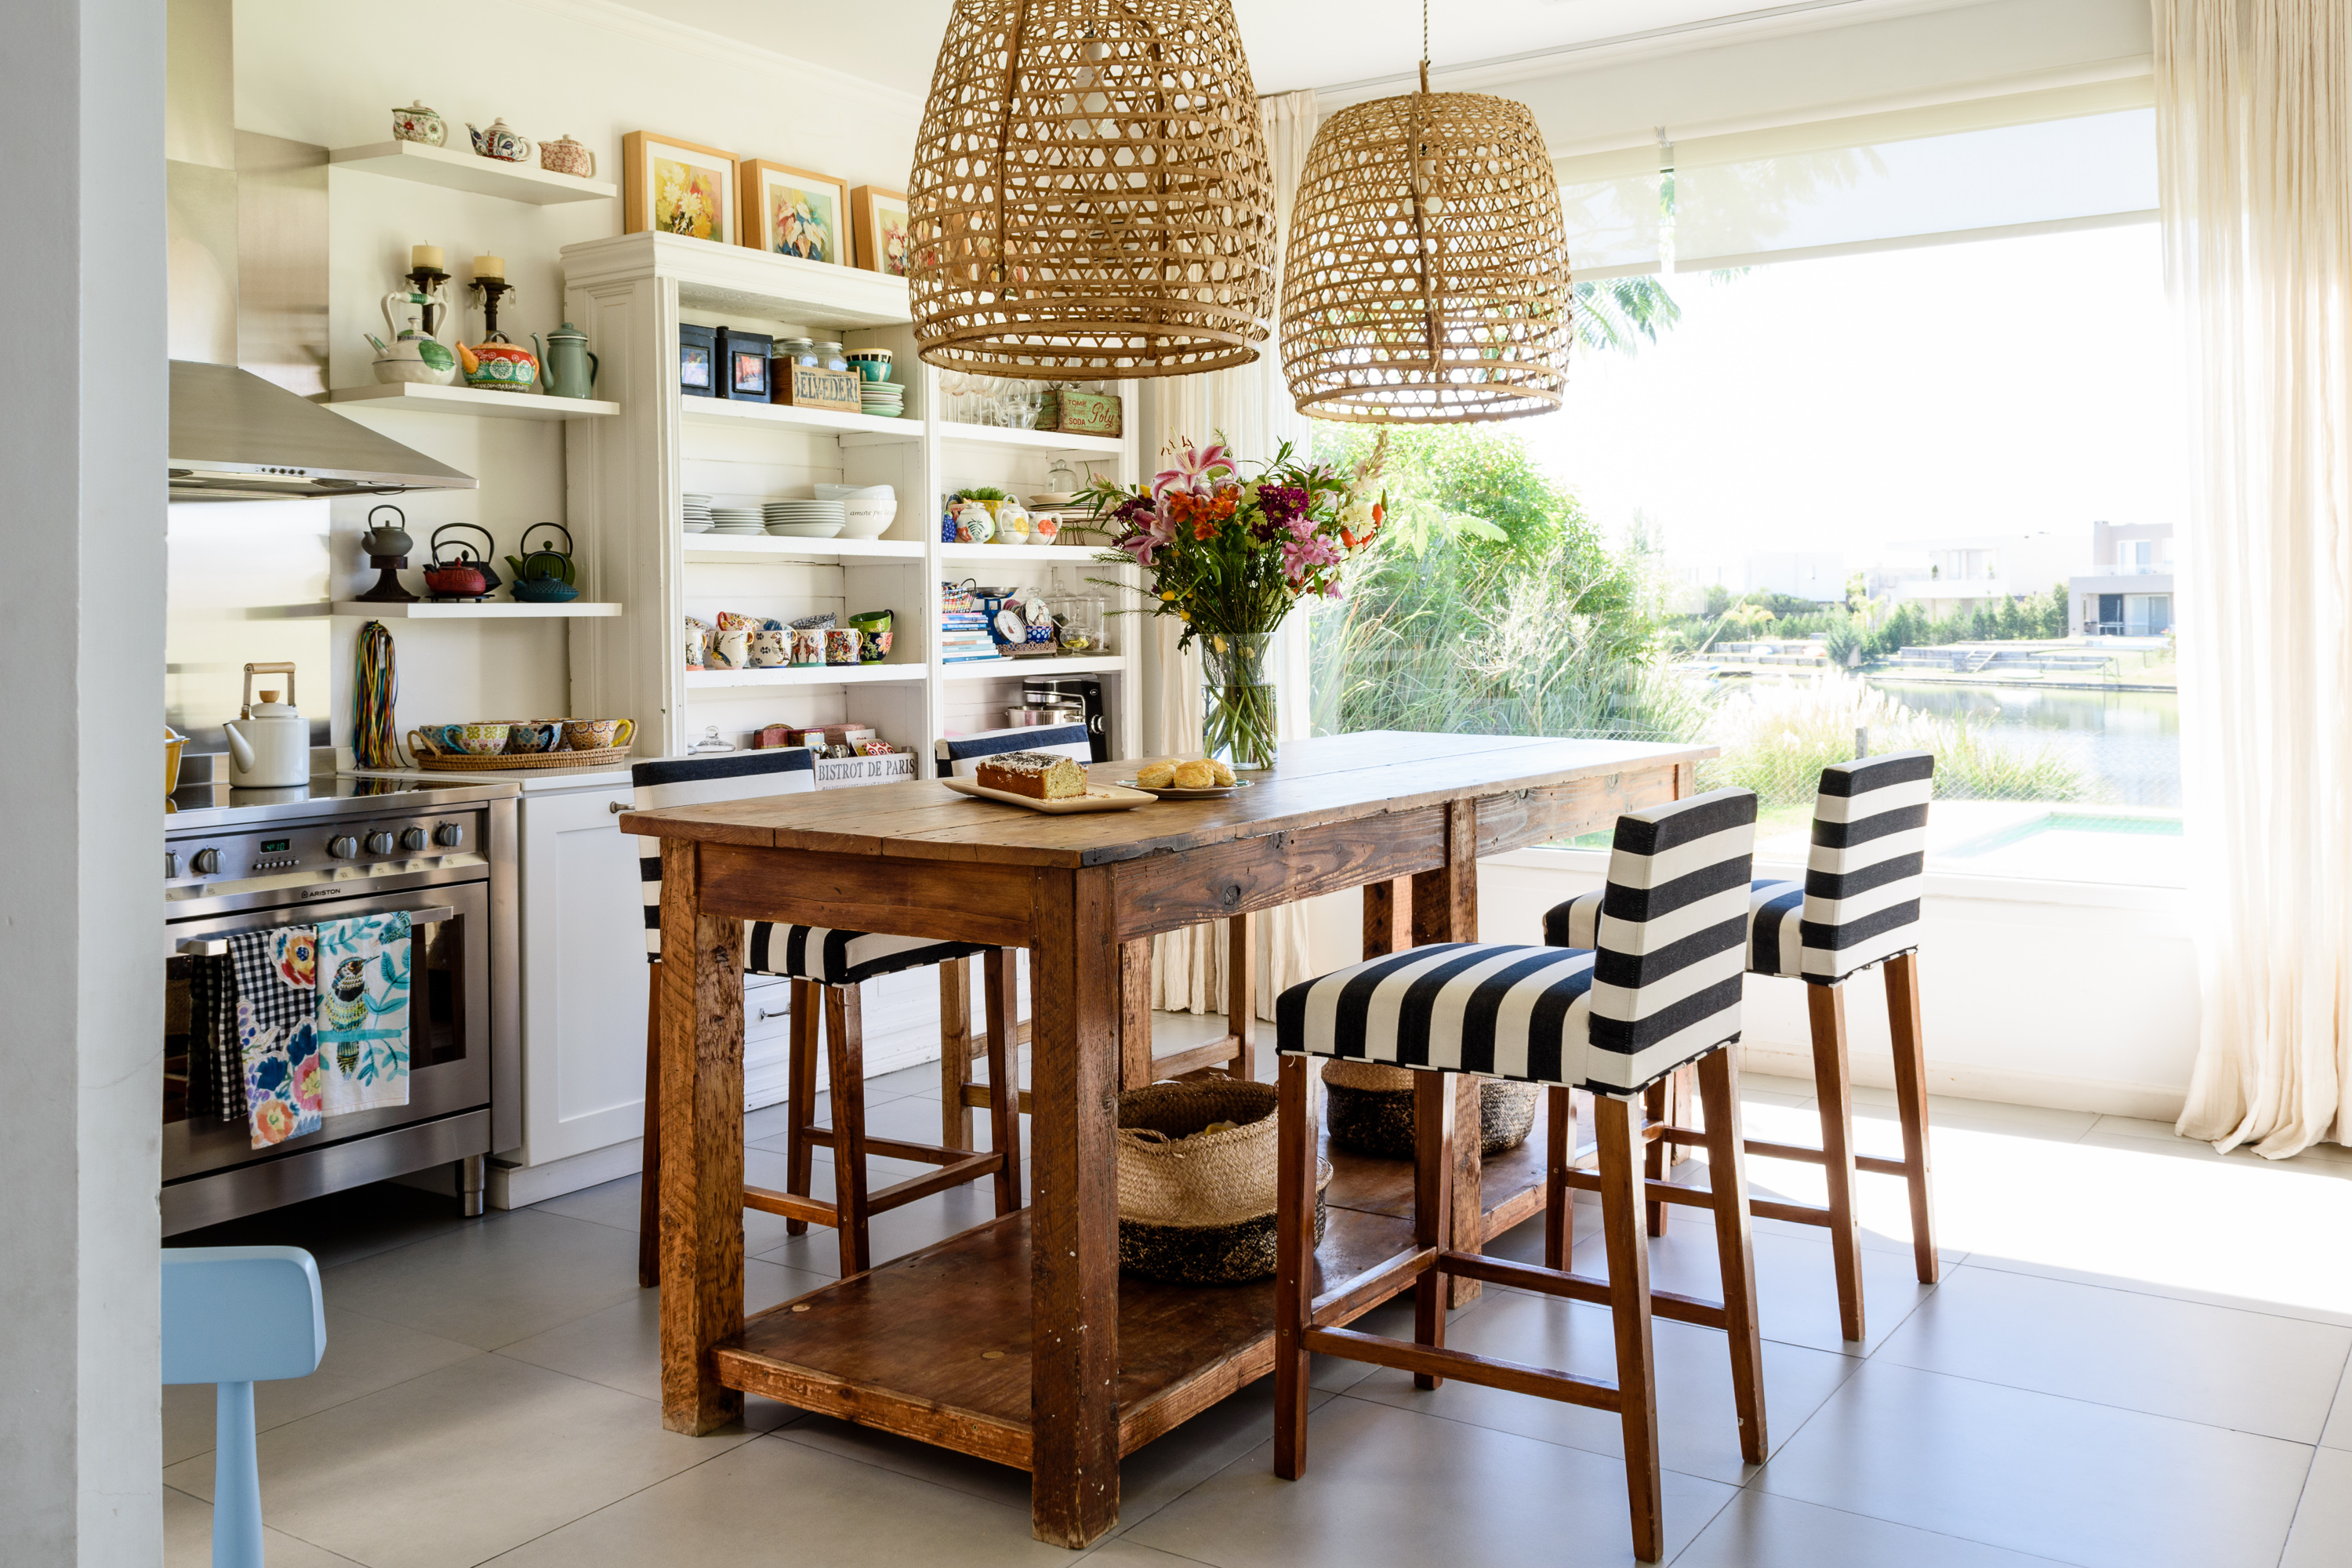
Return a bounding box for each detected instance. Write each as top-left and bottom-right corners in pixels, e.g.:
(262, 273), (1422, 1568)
(230, 0), (921, 749)
(0, 0), (168, 1559)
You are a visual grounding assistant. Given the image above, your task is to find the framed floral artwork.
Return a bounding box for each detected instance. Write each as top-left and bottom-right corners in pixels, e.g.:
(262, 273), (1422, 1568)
(739, 161), (849, 265)
(851, 185), (913, 277)
(622, 131), (739, 245)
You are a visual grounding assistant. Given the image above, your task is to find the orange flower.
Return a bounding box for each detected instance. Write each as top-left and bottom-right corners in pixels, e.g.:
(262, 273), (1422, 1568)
(254, 1100), (296, 1145)
(1209, 490), (1239, 520)
(1193, 514), (1218, 539)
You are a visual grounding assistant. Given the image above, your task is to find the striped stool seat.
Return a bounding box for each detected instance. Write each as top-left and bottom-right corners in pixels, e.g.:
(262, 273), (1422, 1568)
(745, 924), (991, 987)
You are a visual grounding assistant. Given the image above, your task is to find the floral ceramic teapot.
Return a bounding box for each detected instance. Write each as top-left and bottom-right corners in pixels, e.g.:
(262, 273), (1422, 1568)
(467, 118), (532, 163)
(391, 101), (446, 147)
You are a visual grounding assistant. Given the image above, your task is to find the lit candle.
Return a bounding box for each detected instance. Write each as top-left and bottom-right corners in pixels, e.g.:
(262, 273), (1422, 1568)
(472, 255), (505, 281)
(410, 244), (445, 271)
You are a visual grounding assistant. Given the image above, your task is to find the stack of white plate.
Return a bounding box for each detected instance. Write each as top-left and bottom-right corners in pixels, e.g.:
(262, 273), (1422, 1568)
(682, 492), (713, 533)
(859, 378), (905, 419)
(763, 499), (847, 538)
(708, 506), (765, 535)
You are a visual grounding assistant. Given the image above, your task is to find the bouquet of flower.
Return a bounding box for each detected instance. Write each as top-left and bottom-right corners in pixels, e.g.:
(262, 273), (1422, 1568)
(1082, 437), (1386, 767)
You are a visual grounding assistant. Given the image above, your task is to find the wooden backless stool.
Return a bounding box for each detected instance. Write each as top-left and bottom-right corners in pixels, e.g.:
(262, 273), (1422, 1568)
(1272, 789), (1769, 1563)
(631, 750), (1022, 1286)
(1546, 750), (1939, 1342)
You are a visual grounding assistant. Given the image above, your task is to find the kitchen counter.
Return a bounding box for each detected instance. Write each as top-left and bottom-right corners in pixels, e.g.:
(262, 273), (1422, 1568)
(347, 761), (633, 792)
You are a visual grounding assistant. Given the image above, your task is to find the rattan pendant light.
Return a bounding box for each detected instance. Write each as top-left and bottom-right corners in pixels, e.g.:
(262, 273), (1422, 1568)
(907, 0), (1279, 379)
(1279, 6), (1573, 423)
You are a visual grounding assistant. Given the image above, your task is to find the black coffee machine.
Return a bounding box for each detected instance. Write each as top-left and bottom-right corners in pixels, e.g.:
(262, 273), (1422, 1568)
(1020, 676), (1109, 761)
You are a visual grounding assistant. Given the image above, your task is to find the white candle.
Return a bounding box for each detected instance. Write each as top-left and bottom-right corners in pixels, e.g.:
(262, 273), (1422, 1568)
(472, 255), (505, 281)
(410, 244), (445, 270)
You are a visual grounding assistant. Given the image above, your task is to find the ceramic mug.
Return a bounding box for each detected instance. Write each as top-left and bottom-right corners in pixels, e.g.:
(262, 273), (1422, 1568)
(710, 630), (750, 670)
(748, 630), (789, 668)
(503, 720), (561, 754)
(684, 624), (707, 668)
(561, 717), (635, 753)
(790, 628), (825, 667)
(443, 722), (510, 757)
(824, 627), (861, 666)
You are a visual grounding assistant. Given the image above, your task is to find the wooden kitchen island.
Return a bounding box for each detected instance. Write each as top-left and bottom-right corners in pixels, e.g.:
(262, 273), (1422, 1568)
(621, 731), (1708, 1548)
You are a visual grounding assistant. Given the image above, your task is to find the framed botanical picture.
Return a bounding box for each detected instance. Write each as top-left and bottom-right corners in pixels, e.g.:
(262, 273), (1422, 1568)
(623, 131), (739, 245)
(739, 162), (850, 265)
(851, 185), (913, 277)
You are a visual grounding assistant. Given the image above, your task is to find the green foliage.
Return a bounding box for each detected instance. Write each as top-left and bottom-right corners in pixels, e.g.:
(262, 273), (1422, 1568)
(1574, 276), (1682, 354)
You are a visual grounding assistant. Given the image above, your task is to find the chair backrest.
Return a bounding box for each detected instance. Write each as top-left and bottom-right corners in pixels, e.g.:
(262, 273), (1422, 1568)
(162, 1246), (325, 1385)
(633, 750), (817, 960)
(1795, 749), (1933, 980)
(935, 722), (1091, 777)
(1583, 787), (1757, 1096)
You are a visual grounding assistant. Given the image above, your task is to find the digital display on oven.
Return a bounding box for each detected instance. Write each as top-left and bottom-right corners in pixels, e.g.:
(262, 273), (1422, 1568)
(260, 838), (290, 852)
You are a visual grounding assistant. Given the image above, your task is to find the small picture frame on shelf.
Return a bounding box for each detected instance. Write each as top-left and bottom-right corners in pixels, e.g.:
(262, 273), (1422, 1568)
(739, 161), (849, 264)
(850, 185), (911, 276)
(678, 322), (717, 397)
(623, 131), (739, 245)
(714, 327), (772, 400)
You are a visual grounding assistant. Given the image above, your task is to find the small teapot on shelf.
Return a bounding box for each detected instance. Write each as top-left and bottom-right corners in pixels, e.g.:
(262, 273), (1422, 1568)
(467, 118), (532, 162)
(532, 322), (599, 399)
(506, 522), (579, 603)
(424, 522), (500, 600)
(539, 133), (596, 179)
(391, 101), (448, 147)
(354, 503), (419, 603)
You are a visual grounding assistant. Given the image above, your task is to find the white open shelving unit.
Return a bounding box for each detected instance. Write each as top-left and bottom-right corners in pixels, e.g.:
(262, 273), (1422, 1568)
(559, 231), (1142, 767)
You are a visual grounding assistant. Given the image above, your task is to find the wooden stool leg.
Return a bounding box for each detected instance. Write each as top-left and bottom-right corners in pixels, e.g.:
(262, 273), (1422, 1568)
(1695, 1048), (1768, 1465)
(1596, 1094), (1664, 1563)
(1412, 1071), (1457, 1389)
(1885, 953), (1940, 1283)
(637, 960), (662, 1289)
(982, 949), (1023, 1214)
(1809, 982), (1867, 1343)
(1642, 1079), (1671, 1237)
(826, 984), (873, 1276)
(783, 978), (818, 1236)
(1273, 1053), (1315, 1480)
(1542, 1085), (1575, 1270)
(939, 958), (974, 1151)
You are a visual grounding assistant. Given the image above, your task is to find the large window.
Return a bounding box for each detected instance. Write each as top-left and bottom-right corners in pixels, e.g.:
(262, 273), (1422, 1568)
(1311, 180), (2182, 886)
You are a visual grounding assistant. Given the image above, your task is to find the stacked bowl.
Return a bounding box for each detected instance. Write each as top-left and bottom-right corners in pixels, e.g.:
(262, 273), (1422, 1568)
(764, 499), (846, 538)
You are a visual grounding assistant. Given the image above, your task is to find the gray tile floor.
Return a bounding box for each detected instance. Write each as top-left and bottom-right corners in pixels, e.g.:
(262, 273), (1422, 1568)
(165, 1032), (2352, 1567)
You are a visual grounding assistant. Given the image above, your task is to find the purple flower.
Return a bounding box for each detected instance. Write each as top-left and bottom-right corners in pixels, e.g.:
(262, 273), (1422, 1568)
(1280, 532), (1341, 585)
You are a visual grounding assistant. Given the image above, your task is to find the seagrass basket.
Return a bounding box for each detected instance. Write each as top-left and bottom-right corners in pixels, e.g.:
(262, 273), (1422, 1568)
(1116, 1078), (1328, 1287)
(1320, 1058), (1542, 1160)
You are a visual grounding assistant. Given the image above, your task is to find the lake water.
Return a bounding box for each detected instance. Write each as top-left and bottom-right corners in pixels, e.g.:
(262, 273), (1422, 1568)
(1868, 680), (2182, 809)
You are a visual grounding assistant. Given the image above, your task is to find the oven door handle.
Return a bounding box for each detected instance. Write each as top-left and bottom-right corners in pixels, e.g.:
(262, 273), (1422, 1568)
(172, 905), (456, 958)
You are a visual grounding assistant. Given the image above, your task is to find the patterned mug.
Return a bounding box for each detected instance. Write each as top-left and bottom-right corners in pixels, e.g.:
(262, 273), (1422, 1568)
(748, 630), (790, 667)
(441, 722), (510, 757)
(824, 627), (861, 666)
(561, 717), (635, 753)
(710, 630), (750, 670)
(503, 720), (561, 754)
(790, 628), (825, 667)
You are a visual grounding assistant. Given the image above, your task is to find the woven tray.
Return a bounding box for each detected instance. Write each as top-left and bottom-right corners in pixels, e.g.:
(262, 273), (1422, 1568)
(409, 745), (633, 771)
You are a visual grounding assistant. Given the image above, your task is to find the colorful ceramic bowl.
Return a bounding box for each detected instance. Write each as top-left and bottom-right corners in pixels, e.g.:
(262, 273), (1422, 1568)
(561, 717), (635, 752)
(442, 722), (510, 757)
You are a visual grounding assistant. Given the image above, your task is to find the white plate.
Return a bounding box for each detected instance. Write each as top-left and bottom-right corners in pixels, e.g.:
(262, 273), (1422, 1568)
(940, 776), (1155, 814)
(1116, 778), (1255, 800)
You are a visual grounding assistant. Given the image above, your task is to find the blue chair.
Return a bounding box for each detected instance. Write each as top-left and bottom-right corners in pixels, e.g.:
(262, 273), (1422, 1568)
(162, 1247), (326, 1568)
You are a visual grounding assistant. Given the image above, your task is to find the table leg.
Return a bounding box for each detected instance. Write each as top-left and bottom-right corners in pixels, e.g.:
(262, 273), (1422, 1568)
(1363, 876), (1411, 958)
(657, 838), (745, 1434)
(1031, 866), (1122, 1547)
(1119, 937), (1154, 1091)
(1413, 800), (1483, 1306)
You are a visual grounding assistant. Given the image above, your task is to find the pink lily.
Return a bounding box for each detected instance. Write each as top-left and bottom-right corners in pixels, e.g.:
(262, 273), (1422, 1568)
(1153, 441), (1232, 502)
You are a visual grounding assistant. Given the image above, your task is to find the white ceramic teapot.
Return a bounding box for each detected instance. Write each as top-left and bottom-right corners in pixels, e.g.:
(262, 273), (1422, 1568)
(223, 663), (312, 789)
(369, 289), (458, 385)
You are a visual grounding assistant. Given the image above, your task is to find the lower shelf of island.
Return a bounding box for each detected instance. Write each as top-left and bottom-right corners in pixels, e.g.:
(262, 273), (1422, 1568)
(707, 1123), (1556, 1469)
(688, 664), (929, 688)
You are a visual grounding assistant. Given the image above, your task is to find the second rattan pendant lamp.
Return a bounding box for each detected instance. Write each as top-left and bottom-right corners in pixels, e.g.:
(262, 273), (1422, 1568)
(907, 0), (1279, 379)
(1280, 4), (1573, 422)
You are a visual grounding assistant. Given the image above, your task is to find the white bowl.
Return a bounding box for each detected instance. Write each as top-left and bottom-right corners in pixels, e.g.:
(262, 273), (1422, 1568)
(837, 514), (892, 539)
(815, 483), (895, 501)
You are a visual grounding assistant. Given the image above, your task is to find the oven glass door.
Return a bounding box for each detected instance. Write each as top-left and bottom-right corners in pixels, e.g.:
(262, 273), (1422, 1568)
(163, 881), (491, 1184)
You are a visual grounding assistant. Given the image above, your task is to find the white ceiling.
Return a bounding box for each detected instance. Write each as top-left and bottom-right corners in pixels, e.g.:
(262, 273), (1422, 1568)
(609, 0), (1921, 101)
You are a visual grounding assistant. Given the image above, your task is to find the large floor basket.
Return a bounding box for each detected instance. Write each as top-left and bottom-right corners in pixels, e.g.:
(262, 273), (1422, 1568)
(1116, 1078), (1329, 1287)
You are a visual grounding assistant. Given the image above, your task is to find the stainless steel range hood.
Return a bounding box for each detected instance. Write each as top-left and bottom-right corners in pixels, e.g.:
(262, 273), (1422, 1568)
(169, 360), (476, 501)
(166, 0), (474, 503)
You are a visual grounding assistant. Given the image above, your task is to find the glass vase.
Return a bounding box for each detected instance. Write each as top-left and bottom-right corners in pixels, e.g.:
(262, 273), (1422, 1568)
(1200, 631), (1278, 771)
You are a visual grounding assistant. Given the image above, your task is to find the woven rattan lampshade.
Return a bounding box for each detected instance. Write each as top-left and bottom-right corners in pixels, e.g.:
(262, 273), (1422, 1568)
(907, 0), (1278, 379)
(1281, 81), (1573, 423)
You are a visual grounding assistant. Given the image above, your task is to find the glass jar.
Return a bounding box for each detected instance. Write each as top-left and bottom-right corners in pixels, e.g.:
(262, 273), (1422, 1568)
(776, 337), (817, 367)
(815, 340), (848, 372)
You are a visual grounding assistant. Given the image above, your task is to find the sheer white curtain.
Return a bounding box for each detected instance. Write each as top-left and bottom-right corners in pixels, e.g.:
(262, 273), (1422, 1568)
(2160, 0), (2352, 1156)
(1142, 87), (1319, 1019)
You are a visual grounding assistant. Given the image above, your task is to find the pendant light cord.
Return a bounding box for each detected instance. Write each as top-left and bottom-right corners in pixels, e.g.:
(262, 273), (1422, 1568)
(1420, 0), (1429, 93)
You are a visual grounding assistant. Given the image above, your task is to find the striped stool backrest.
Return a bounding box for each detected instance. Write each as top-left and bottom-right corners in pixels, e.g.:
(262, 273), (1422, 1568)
(1584, 787), (1758, 1094)
(935, 722), (1091, 777)
(1777, 750), (1933, 981)
(631, 750), (817, 960)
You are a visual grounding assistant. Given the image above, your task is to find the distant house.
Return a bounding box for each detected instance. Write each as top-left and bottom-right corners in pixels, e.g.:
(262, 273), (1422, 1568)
(2070, 521), (2175, 636)
(1871, 532), (2084, 622)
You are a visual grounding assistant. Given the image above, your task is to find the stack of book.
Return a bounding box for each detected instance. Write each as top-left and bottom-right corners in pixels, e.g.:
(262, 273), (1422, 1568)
(940, 581), (1005, 665)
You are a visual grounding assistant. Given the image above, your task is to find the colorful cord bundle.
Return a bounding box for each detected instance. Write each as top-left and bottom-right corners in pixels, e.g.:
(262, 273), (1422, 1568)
(353, 620), (400, 768)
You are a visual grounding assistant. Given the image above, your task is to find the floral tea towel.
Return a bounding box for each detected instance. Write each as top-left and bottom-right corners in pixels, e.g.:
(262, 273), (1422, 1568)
(231, 925), (322, 1148)
(316, 912), (412, 1116)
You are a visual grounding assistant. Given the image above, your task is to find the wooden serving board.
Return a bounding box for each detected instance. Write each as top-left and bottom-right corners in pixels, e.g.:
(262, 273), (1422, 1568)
(940, 776), (1155, 814)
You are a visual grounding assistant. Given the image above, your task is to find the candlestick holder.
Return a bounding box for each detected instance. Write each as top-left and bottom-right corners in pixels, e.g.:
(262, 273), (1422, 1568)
(472, 277), (517, 343)
(404, 266), (451, 340)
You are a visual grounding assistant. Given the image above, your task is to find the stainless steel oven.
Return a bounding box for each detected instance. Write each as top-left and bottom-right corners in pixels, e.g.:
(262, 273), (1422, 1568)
(162, 776), (518, 1234)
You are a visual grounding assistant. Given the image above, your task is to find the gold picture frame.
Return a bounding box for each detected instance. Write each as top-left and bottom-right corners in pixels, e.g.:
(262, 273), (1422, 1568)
(739, 161), (850, 266)
(622, 131), (739, 245)
(851, 185), (912, 277)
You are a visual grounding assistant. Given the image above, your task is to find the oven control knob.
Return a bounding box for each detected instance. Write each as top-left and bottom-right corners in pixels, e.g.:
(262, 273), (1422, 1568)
(326, 834), (359, 859)
(433, 822), (463, 848)
(191, 847), (223, 876)
(364, 830), (397, 856)
(400, 827), (428, 853)
(165, 849), (182, 878)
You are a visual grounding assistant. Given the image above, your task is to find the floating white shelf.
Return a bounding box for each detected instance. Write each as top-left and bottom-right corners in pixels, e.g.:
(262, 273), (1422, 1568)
(683, 535), (926, 564)
(328, 140), (619, 205)
(687, 664), (929, 689)
(939, 423), (1124, 456)
(333, 600), (623, 619)
(327, 383), (620, 420)
(938, 654), (1127, 681)
(681, 397), (917, 444)
(939, 543), (1102, 566)
(565, 232), (913, 328)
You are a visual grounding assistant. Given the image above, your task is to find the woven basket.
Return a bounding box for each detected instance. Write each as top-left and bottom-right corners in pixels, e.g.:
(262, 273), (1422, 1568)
(1116, 1078), (1328, 1287)
(405, 729), (632, 771)
(1320, 1058), (1542, 1160)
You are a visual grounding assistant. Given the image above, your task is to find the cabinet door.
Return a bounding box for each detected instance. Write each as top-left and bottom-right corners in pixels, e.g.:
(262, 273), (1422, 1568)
(517, 786), (655, 1166)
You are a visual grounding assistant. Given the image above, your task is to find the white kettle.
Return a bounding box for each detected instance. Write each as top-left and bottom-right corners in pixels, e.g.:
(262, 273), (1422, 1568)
(223, 662), (312, 788)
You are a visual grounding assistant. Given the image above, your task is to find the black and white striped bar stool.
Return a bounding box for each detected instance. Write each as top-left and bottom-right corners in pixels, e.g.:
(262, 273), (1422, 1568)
(630, 750), (1025, 1284)
(1547, 750), (1938, 1343)
(1272, 789), (1769, 1563)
